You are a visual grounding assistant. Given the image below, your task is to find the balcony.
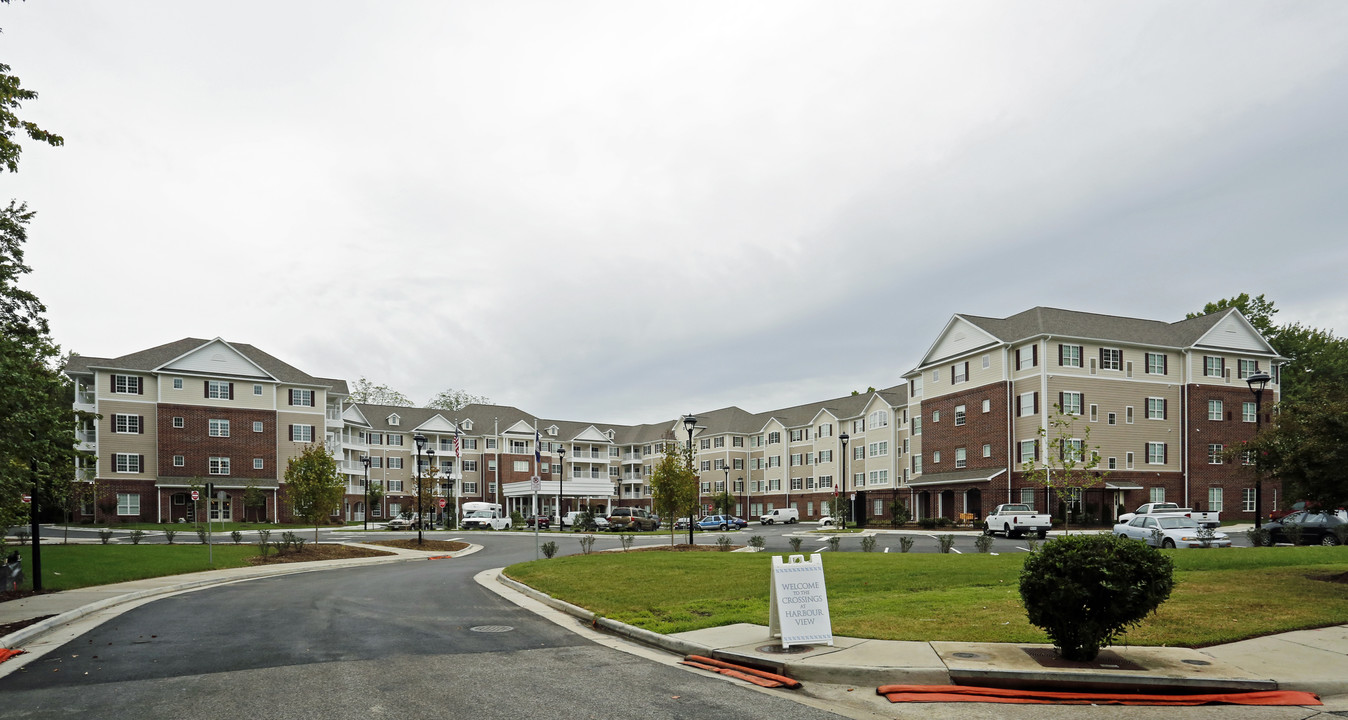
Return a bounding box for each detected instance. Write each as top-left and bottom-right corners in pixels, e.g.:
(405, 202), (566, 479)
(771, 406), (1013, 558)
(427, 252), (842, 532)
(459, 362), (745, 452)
(75, 390), (96, 410)
(326, 408), (344, 428)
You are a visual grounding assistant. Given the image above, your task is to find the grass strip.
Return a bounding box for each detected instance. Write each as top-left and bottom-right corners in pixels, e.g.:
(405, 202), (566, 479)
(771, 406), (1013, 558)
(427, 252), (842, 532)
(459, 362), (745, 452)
(10, 545), (259, 591)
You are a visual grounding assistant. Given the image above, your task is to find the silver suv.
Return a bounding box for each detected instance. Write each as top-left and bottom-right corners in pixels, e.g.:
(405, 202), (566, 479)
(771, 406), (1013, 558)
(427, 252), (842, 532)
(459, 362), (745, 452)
(606, 507), (658, 531)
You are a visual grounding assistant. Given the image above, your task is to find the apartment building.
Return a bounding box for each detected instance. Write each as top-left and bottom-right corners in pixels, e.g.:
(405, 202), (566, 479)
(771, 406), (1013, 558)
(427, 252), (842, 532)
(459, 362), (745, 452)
(67, 306), (1282, 527)
(902, 307), (1283, 523)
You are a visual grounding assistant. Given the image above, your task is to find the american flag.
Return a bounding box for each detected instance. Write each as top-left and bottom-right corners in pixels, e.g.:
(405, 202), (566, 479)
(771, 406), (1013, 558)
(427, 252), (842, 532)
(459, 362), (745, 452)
(454, 427), (461, 459)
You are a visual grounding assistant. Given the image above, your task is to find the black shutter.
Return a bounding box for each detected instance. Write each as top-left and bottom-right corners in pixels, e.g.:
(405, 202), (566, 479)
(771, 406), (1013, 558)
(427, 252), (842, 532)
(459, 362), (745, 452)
(138, 415), (144, 434)
(964, 361), (969, 380)
(1033, 392), (1039, 414)
(1058, 392), (1064, 411)
(1100, 348), (1107, 368)
(1163, 398), (1168, 420)
(1032, 344), (1038, 366)
(1163, 354), (1169, 375)
(1058, 344), (1063, 365)
(136, 377), (143, 395)
(204, 381), (210, 398)
(228, 383), (235, 400)
(1016, 348), (1022, 368)
(111, 374), (116, 393)
(289, 424), (294, 441)
(1163, 444), (1168, 464)
(138, 454), (145, 472)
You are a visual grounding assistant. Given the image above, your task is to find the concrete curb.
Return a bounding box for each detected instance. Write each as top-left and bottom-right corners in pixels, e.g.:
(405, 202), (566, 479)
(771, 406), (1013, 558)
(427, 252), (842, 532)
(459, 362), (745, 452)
(1, 542), (480, 649)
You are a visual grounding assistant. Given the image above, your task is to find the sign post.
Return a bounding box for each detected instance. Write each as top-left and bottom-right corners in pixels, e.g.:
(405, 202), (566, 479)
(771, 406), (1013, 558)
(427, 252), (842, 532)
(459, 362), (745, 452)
(769, 554), (833, 648)
(531, 475), (541, 560)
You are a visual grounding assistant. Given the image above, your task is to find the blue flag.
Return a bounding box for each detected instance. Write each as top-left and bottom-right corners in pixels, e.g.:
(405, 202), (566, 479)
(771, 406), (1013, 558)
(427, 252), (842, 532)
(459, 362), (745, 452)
(535, 428), (542, 464)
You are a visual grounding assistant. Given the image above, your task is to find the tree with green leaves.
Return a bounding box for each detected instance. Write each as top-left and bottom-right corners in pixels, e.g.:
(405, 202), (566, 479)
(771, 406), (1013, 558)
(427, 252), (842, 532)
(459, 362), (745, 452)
(1242, 383), (1348, 512)
(710, 490), (735, 516)
(1, 12), (64, 174)
(242, 478), (267, 523)
(366, 476), (384, 521)
(348, 377), (413, 406)
(1020, 404), (1107, 535)
(649, 441), (696, 545)
(426, 388), (490, 411)
(284, 444), (344, 544)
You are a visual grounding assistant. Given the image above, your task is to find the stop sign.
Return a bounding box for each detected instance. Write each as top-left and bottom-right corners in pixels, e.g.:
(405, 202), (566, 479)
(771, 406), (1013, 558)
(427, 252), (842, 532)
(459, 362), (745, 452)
(438, 498), (447, 508)
(191, 490), (200, 501)
(20, 494), (30, 504)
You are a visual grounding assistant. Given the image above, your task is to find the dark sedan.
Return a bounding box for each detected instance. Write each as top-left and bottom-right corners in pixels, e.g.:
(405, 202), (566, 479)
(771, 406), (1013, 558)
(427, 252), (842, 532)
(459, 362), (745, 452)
(524, 515), (552, 529)
(1264, 510), (1346, 546)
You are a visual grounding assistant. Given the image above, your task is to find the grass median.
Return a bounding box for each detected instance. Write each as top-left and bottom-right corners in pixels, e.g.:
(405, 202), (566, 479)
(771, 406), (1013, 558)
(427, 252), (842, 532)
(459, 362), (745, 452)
(503, 547), (1348, 647)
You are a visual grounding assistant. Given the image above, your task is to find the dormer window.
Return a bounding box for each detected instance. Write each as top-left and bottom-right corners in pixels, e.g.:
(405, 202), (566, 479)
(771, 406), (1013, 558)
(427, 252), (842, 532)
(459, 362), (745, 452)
(462, 419), (473, 431)
(388, 414), (400, 426)
(547, 425), (559, 436)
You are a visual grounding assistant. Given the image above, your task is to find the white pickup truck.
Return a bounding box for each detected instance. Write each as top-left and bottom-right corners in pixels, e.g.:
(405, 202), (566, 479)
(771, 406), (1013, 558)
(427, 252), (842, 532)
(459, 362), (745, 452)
(1117, 502), (1220, 529)
(983, 503), (1051, 539)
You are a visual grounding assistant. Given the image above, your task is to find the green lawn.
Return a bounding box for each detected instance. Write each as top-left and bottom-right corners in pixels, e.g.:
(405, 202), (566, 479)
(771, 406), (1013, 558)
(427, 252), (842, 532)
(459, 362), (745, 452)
(503, 547), (1348, 648)
(49, 521), (353, 532)
(9, 545), (259, 591)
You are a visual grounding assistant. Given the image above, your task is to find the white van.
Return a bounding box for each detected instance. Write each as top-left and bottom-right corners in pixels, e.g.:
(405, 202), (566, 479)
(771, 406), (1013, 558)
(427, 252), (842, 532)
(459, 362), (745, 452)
(461, 502), (511, 530)
(760, 508), (800, 525)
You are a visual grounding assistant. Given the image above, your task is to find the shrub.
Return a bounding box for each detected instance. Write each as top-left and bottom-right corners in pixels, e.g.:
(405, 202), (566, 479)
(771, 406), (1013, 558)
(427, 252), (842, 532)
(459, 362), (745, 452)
(898, 536), (914, 553)
(1245, 527), (1271, 547)
(541, 541), (558, 559)
(748, 535), (765, 550)
(936, 534), (955, 553)
(1283, 522), (1304, 546)
(1024, 536), (1039, 553)
(917, 517), (937, 530)
(256, 529), (271, 556)
(788, 537), (803, 552)
(1334, 524), (1348, 546)
(14, 528), (30, 545)
(974, 534), (993, 553)
(935, 517), (953, 529)
(1020, 533), (1175, 661)
(619, 533), (635, 552)
(163, 528), (177, 544)
(231, 530), (243, 545)
(715, 535), (733, 552)
(129, 529), (145, 545)
(860, 536), (877, 552)
(578, 535), (596, 555)
(196, 528), (208, 544)
(510, 511), (525, 529)
(99, 528), (114, 545)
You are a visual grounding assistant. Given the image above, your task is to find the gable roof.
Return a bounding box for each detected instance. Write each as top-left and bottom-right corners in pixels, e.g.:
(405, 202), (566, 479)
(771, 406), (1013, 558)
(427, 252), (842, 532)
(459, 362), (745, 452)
(67, 337), (340, 389)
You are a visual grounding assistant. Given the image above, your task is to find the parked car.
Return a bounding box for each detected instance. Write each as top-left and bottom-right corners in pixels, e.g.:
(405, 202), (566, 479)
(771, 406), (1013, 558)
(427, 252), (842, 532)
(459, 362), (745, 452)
(386, 512), (433, 530)
(984, 503), (1051, 539)
(1117, 502), (1220, 529)
(695, 515), (738, 531)
(1114, 515), (1231, 549)
(1263, 510), (1347, 546)
(606, 507), (658, 531)
(760, 508), (800, 525)
(524, 514), (552, 529)
(592, 515), (610, 531)
(728, 516), (749, 529)
(673, 517), (693, 530)
(562, 511), (608, 531)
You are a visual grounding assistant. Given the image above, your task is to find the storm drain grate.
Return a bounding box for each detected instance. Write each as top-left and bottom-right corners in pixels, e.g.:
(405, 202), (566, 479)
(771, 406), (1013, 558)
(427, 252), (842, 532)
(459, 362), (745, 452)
(754, 644), (814, 655)
(469, 625), (515, 633)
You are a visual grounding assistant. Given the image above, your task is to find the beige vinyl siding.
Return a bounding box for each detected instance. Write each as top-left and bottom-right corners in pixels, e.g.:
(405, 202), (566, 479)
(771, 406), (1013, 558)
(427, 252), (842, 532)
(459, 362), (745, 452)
(156, 376), (277, 410)
(97, 371), (156, 403)
(1042, 376), (1178, 466)
(277, 410), (325, 472)
(99, 400), (156, 478)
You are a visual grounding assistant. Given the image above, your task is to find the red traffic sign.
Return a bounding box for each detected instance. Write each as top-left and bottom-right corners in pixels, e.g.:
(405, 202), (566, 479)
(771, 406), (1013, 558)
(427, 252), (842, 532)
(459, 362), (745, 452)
(438, 498), (447, 508)
(20, 494), (31, 504)
(191, 490), (200, 501)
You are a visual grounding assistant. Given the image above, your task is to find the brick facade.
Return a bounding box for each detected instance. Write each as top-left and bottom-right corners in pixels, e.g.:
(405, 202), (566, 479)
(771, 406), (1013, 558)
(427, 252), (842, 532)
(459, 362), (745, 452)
(157, 404), (278, 480)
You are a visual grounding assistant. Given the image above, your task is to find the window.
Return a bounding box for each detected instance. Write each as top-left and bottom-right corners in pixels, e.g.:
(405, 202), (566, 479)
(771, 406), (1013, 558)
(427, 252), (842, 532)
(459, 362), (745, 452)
(713, 436), (725, 448)
(954, 405), (966, 426)
(486, 438), (497, 450)
(1089, 404), (1098, 422)
(912, 417), (921, 435)
(460, 459), (473, 472)
(1243, 402), (1256, 423)
(699, 438), (711, 449)
(932, 410), (940, 423)
(1150, 486), (1166, 504)
(750, 435), (762, 448)
(1017, 345), (1038, 370)
(868, 410), (889, 428)
(114, 413), (141, 434)
(1019, 488), (1035, 507)
(853, 419), (865, 433)
(369, 456), (383, 468)
(1107, 456), (1117, 469)
(911, 377), (923, 397)
(817, 450), (832, 463)
(173, 416), (184, 428)
(253, 421), (264, 433)
(982, 443), (991, 458)
(790, 477), (803, 491)
(932, 451), (941, 464)
(1238, 358), (1259, 379)
(387, 434), (403, 446)
(952, 362), (968, 383)
(116, 493), (139, 516)
(253, 384), (263, 396)
(1019, 392), (1038, 417)
(853, 446), (864, 460)
(291, 425), (314, 442)
(1126, 451), (1134, 469)
(1209, 487), (1223, 513)
(173, 455), (185, 467)
(1204, 356), (1225, 378)
(1100, 348), (1122, 371)
(768, 456), (781, 468)
(290, 388), (314, 406)
(1208, 443), (1224, 464)
(371, 434), (385, 446)
(854, 472), (865, 487)
(767, 431), (781, 444)
(1019, 440), (1036, 463)
(913, 455), (922, 474)
(868, 441), (888, 457)
(1208, 400), (1223, 421)
(209, 419), (230, 437)
(1061, 392), (1082, 416)
(1147, 442), (1167, 465)
(732, 436), (745, 447)
(1243, 488), (1256, 512)
(512, 460), (529, 472)
(209, 457), (230, 475)
(1059, 344), (1082, 368)
(701, 460), (712, 471)
(931, 369), (940, 382)
(207, 380), (233, 399)
(818, 475), (833, 488)
(1064, 439), (1084, 463)
(112, 374), (142, 394)
(982, 399), (990, 413)
(1146, 352), (1167, 375)
(254, 458), (264, 470)
(982, 354), (991, 369)
(1126, 406), (1135, 424)
(955, 447), (967, 468)
(869, 469), (889, 484)
(463, 482), (478, 494)
(115, 453), (142, 473)
(173, 377), (183, 389)
(1146, 397), (1166, 420)
(1107, 412), (1117, 425)
(817, 423), (832, 438)
(733, 458), (744, 469)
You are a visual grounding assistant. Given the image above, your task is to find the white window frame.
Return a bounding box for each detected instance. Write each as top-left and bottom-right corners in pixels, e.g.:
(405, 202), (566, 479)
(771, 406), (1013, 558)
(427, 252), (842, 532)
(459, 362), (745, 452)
(209, 456), (230, 475)
(116, 493), (139, 516)
(1100, 348), (1122, 371)
(1209, 487), (1223, 513)
(254, 458), (265, 470)
(115, 453), (141, 473)
(1147, 442), (1166, 465)
(1208, 400), (1223, 421)
(207, 380), (231, 399)
(114, 413), (141, 434)
(954, 405), (966, 426)
(1146, 397), (1165, 420)
(209, 419), (230, 437)
(1208, 443), (1224, 465)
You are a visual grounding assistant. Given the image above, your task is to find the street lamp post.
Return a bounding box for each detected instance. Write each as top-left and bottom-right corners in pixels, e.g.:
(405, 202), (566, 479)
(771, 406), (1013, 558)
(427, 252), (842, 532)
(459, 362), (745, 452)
(684, 414), (697, 545)
(739, 476), (745, 520)
(360, 455), (371, 531)
(413, 434), (427, 545)
(1246, 370), (1272, 529)
(723, 467), (730, 518)
(427, 448), (436, 528)
(557, 445), (566, 530)
(839, 431), (850, 530)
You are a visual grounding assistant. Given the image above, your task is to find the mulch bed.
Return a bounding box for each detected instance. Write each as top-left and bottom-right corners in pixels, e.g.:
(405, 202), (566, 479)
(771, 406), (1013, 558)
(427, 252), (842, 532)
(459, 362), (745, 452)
(0, 613), (54, 638)
(247, 543), (394, 565)
(621, 544), (744, 552)
(367, 539), (470, 552)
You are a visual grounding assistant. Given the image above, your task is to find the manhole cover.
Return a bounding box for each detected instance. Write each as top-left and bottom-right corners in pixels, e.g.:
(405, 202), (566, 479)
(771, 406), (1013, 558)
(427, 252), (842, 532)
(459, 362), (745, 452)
(469, 625), (514, 633)
(754, 644), (814, 655)
(951, 652), (982, 659)
(1181, 659), (1212, 666)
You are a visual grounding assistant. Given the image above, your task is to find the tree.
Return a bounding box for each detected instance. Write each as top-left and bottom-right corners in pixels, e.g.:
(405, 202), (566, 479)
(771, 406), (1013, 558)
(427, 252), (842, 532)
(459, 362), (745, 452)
(1243, 384), (1348, 512)
(284, 444), (344, 543)
(649, 442), (696, 545)
(1186, 292), (1279, 339)
(426, 388), (490, 411)
(1020, 404), (1107, 534)
(242, 478), (267, 523)
(1, 18), (64, 174)
(367, 476), (384, 520)
(710, 490), (735, 516)
(348, 377), (412, 406)
(849, 386), (877, 396)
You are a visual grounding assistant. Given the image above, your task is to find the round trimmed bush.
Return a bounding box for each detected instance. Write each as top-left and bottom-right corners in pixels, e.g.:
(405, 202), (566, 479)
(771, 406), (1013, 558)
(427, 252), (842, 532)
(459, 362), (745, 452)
(1019, 533), (1175, 661)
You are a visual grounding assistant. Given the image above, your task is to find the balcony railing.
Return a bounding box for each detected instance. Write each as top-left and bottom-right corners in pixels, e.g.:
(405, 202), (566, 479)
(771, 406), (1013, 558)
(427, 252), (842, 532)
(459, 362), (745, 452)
(75, 391), (96, 406)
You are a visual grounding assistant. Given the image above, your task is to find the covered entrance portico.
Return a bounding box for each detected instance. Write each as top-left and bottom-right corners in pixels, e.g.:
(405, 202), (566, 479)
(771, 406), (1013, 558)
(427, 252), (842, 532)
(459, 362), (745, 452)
(905, 468), (1006, 522)
(502, 477), (616, 519)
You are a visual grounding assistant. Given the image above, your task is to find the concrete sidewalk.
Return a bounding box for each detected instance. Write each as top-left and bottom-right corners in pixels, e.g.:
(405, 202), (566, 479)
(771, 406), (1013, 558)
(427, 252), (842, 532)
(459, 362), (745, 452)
(491, 570), (1348, 701)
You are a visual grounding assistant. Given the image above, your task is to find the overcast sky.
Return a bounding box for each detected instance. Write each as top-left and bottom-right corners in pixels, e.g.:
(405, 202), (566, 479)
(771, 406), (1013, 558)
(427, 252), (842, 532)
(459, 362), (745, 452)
(5, 1), (1347, 425)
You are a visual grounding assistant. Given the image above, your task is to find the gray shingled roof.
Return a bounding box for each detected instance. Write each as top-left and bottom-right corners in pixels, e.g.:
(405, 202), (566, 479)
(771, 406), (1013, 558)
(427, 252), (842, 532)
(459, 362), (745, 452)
(67, 338), (342, 389)
(959, 307), (1234, 348)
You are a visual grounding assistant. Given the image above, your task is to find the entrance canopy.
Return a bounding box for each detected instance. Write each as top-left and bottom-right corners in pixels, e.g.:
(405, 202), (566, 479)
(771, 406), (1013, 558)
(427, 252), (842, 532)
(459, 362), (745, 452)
(906, 468), (1006, 488)
(501, 478), (615, 498)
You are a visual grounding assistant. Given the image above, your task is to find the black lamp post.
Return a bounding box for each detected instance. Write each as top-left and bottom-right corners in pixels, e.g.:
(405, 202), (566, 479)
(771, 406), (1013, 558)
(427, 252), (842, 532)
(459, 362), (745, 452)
(413, 434), (427, 544)
(739, 476), (745, 520)
(684, 414), (697, 545)
(427, 448), (436, 528)
(839, 431), (850, 530)
(557, 445), (566, 530)
(1246, 369), (1271, 529)
(360, 455), (371, 531)
(723, 467), (730, 518)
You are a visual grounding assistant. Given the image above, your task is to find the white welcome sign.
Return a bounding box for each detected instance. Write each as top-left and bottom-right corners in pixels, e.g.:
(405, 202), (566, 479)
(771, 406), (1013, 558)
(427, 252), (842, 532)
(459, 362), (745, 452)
(769, 553), (833, 648)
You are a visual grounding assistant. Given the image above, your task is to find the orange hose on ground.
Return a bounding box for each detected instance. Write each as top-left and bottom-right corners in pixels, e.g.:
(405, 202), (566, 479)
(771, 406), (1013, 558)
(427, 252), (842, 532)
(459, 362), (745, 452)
(0, 649), (24, 664)
(876, 684), (1321, 706)
(684, 655), (802, 689)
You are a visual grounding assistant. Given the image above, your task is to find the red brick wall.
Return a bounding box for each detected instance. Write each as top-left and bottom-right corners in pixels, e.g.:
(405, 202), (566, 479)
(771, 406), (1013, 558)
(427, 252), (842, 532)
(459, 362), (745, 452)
(922, 381), (1011, 472)
(158, 404), (277, 479)
(1186, 386), (1280, 516)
